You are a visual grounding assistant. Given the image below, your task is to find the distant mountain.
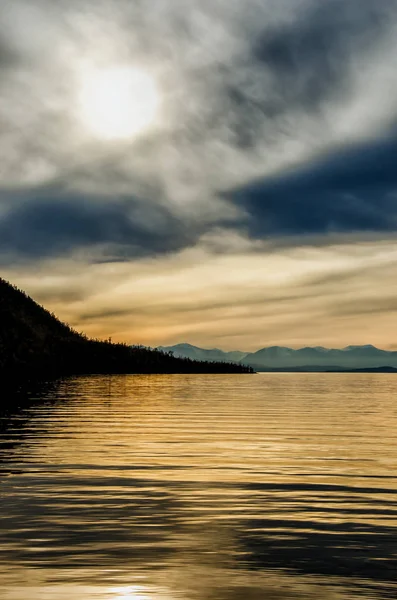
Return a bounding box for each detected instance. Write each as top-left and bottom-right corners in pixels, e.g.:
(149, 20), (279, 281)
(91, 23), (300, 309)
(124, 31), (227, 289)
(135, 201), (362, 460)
(0, 278), (253, 381)
(160, 343), (397, 371)
(158, 343), (249, 363)
(245, 345), (397, 370)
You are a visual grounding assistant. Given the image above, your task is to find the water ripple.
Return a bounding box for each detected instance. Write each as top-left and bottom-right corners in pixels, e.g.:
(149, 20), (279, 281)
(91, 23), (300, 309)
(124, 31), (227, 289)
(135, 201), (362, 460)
(0, 373), (396, 599)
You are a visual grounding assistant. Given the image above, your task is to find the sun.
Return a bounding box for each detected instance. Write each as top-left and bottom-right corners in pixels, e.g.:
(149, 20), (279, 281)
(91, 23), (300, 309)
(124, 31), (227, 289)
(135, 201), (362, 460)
(78, 66), (159, 140)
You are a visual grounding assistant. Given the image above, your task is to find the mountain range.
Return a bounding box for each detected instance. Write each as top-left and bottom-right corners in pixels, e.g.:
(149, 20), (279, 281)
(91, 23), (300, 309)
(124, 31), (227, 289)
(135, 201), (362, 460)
(158, 343), (397, 371)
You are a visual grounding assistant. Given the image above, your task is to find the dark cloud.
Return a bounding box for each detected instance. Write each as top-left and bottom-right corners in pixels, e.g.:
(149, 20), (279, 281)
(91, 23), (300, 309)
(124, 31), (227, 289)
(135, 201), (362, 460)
(251, 0), (393, 109)
(223, 0), (397, 150)
(330, 296), (397, 318)
(0, 35), (18, 71)
(1, 0), (397, 263)
(0, 191), (204, 261)
(229, 135), (397, 239)
(3, 132), (397, 263)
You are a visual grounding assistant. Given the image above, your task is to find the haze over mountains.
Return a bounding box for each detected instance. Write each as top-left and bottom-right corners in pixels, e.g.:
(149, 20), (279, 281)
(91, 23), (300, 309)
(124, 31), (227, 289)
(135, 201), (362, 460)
(159, 343), (397, 371)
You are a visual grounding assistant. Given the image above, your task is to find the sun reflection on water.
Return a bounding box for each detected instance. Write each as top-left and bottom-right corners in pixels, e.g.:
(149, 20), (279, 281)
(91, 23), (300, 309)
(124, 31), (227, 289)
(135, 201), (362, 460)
(110, 586), (150, 600)
(109, 585), (171, 600)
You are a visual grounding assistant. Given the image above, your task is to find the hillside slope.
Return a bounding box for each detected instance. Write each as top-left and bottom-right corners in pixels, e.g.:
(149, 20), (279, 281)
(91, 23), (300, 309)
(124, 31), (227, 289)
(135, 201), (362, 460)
(0, 278), (253, 378)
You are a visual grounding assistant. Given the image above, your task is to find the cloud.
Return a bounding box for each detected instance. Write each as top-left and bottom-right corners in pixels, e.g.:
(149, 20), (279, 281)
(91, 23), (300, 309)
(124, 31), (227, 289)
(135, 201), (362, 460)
(4, 238), (397, 351)
(2, 131), (397, 263)
(0, 36), (17, 71)
(0, 190), (212, 262)
(251, 0), (395, 112)
(1, 0), (397, 348)
(1, 0), (397, 200)
(229, 135), (397, 239)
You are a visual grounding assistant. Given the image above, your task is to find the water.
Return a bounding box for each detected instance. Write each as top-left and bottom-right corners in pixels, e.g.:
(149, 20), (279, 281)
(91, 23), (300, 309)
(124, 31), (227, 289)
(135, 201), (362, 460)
(0, 374), (396, 599)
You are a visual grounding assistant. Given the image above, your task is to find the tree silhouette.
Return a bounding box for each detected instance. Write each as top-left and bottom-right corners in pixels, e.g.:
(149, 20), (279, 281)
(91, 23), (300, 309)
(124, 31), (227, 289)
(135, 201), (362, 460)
(0, 278), (254, 382)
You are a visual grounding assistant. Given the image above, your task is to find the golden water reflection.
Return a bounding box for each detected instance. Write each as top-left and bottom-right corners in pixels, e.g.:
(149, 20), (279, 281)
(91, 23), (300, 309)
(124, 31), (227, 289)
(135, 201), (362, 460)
(0, 374), (397, 599)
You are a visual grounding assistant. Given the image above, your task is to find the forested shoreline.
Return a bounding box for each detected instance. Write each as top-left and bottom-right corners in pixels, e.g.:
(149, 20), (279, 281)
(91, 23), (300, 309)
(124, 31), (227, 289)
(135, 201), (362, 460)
(0, 278), (253, 382)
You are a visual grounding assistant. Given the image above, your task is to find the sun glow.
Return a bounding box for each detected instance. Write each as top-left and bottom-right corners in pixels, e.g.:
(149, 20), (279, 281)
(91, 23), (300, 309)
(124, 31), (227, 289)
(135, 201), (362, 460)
(78, 66), (159, 140)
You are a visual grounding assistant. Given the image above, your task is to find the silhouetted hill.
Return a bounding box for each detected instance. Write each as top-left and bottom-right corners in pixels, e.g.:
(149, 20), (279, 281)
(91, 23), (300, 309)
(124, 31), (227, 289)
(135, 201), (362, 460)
(0, 278), (253, 380)
(160, 343), (397, 371)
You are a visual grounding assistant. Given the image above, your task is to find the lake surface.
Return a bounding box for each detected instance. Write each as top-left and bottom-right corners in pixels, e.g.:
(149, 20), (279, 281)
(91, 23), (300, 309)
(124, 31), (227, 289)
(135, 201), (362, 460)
(0, 374), (396, 599)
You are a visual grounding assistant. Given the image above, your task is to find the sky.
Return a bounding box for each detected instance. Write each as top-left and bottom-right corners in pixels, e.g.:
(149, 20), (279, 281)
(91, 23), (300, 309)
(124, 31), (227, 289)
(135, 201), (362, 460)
(1, 0), (397, 351)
